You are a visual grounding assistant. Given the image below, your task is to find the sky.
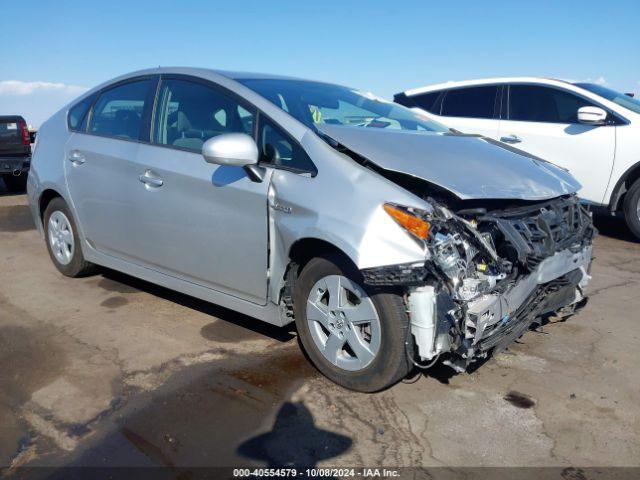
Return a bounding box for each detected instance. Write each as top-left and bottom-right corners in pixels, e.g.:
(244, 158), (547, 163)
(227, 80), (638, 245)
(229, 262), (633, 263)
(1, 0), (639, 127)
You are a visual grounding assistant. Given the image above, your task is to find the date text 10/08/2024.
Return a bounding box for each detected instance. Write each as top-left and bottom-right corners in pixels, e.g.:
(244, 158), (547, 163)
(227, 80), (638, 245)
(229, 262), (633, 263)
(233, 468), (401, 477)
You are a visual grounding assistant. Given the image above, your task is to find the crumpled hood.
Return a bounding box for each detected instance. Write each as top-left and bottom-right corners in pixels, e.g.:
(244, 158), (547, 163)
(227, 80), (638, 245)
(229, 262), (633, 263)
(317, 124), (581, 201)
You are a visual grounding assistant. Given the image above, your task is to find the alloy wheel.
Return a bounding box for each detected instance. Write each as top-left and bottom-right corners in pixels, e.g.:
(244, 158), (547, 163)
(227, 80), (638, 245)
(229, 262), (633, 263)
(306, 275), (381, 371)
(48, 211), (75, 266)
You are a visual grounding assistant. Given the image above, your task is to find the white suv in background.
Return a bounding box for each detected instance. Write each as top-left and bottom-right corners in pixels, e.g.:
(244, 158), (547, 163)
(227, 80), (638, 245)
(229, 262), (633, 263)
(395, 78), (640, 238)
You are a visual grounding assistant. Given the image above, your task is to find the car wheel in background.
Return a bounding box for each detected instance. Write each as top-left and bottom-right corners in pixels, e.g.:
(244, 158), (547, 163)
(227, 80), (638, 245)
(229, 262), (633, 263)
(623, 179), (640, 240)
(293, 254), (413, 392)
(1, 174), (27, 193)
(43, 197), (95, 277)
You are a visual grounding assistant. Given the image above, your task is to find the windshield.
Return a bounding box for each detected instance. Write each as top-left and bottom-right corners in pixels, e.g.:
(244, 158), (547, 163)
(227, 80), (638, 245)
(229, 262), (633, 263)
(238, 78), (449, 133)
(575, 83), (640, 115)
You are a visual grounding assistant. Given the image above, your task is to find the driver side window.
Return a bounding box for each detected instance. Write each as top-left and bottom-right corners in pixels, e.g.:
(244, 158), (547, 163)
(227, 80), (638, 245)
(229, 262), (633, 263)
(153, 78), (254, 152)
(258, 116), (316, 175)
(508, 85), (596, 124)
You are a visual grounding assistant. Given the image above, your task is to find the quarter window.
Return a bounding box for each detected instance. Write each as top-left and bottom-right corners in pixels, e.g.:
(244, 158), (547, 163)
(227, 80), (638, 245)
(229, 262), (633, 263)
(68, 94), (95, 132)
(508, 85), (596, 123)
(258, 116), (316, 174)
(441, 86), (498, 119)
(153, 79), (255, 152)
(89, 80), (151, 140)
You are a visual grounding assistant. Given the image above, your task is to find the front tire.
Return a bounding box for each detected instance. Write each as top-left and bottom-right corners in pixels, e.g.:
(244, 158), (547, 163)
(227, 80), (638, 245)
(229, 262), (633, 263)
(293, 255), (412, 392)
(43, 197), (95, 277)
(623, 179), (640, 240)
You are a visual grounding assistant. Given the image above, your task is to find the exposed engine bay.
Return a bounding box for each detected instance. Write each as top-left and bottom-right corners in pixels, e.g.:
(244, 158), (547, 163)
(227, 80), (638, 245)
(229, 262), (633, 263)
(362, 193), (596, 370)
(319, 129), (597, 371)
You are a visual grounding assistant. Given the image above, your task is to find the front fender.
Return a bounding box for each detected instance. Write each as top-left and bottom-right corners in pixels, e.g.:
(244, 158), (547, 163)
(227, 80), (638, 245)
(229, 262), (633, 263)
(266, 133), (430, 308)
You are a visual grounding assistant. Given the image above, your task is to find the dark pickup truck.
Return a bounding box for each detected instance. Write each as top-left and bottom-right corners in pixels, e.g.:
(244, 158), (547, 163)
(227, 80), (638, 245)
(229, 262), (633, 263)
(0, 115), (31, 192)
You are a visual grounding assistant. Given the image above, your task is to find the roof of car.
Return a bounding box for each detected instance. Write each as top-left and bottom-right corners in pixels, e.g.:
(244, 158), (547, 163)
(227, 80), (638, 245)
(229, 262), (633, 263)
(0, 115), (26, 121)
(117, 66), (324, 84)
(401, 77), (576, 97)
(216, 69), (312, 82)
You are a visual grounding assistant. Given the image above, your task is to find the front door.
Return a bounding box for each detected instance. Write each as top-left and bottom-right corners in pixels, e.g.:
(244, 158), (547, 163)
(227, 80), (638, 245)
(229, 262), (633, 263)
(129, 77), (270, 304)
(498, 84), (616, 204)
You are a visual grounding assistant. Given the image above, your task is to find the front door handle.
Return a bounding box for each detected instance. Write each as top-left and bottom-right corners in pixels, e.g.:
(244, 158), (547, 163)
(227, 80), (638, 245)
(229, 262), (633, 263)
(500, 134), (522, 144)
(138, 170), (164, 188)
(68, 150), (86, 165)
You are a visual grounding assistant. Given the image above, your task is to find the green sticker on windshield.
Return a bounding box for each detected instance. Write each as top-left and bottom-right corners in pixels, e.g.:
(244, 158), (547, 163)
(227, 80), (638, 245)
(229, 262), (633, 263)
(309, 105), (322, 124)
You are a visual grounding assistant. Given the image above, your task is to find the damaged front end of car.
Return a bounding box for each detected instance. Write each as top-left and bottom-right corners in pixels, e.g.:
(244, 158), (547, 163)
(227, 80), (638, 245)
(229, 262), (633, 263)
(362, 194), (596, 371)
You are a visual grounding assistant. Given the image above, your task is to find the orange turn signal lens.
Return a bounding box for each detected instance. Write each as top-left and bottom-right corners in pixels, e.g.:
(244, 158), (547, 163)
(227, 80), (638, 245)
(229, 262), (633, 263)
(383, 204), (430, 240)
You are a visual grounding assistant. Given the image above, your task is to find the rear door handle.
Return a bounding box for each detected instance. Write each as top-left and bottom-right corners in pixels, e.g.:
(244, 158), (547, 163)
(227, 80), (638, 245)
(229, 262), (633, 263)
(68, 150), (86, 165)
(500, 134), (522, 144)
(138, 170), (164, 188)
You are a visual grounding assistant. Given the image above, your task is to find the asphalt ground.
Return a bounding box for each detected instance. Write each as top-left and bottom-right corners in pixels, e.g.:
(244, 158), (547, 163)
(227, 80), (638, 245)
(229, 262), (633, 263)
(1, 180), (639, 477)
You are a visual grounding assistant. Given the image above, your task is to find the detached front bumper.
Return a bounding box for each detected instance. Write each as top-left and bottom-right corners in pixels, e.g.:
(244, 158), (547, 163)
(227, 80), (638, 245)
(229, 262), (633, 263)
(408, 245), (592, 366)
(0, 156), (30, 175)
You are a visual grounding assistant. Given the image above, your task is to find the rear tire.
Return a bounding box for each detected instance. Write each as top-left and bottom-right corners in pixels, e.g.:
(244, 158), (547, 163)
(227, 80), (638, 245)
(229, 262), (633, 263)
(623, 179), (640, 240)
(2, 174), (27, 193)
(43, 197), (96, 277)
(293, 254), (412, 392)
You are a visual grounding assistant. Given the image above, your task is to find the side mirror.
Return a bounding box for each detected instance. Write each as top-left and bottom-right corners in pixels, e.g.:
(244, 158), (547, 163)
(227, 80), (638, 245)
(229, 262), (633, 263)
(577, 106), (608, 126)
(202, 133), (259, 167)
(202, 133), (265, 182)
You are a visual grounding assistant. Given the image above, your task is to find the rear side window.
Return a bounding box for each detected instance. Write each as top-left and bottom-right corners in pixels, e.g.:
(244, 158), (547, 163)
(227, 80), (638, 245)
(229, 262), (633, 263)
(0, 120), (21, 142)
(441, 86), (498, 119)
(89, 80), (151, 140)
(258, 116), (316, 175)
(153, 78), (255, 152)
(409, 91), (441, 113)
(508, 85), (596, 123)
(68, 94), (95, 132)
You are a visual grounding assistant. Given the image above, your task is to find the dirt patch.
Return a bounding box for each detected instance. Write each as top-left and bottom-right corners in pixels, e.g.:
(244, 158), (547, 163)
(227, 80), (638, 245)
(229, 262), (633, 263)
(0, 205), (34, 232)
(121, 427), (175, 468)
(64, 348), (326, 467)
(0, 323), (68, 466)
(561, 467), (588, 480)
(200, 320), (264, 343)
(95, 277), (140, 295)
(0, 408), (31, 468)
(0, 324), (68, 406)
(504, 391), (536, 409)
(100, 296), (129, 309)
(228, 350), (316, 396)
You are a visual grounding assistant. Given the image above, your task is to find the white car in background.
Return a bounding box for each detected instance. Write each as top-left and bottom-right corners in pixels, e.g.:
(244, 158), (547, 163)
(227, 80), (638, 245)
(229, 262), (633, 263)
(395, 78), (640, 238)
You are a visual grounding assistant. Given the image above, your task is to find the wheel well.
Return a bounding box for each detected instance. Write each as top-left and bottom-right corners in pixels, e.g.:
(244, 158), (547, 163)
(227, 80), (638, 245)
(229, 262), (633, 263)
(39, 189), (62, 220)
(279, 238), (354, 316)
(610, 163), (640, 212)
(287, 238), (353, 275)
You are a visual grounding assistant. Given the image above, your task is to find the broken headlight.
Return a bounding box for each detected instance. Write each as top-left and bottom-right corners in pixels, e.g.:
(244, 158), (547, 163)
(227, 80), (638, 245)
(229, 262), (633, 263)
(383, 203), (432, 240)
(381, 202), (506, 300)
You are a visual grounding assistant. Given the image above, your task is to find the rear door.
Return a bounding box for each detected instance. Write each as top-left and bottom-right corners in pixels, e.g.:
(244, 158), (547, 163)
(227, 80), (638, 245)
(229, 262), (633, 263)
(65, 77), (156, 258)
(498, 84), (616, 204)
(435, 85), (502, 139)
(129, 76), (271, 304)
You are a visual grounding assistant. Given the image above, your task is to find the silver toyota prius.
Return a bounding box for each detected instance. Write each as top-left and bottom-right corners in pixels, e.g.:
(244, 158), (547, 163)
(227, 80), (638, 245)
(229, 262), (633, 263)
(28, 67), (595, 392)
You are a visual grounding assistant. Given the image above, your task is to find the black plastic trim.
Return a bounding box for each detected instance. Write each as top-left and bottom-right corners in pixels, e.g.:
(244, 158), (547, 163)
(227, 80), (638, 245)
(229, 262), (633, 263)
(608, 160), (640, 211)
(256, 111), (318, 177)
